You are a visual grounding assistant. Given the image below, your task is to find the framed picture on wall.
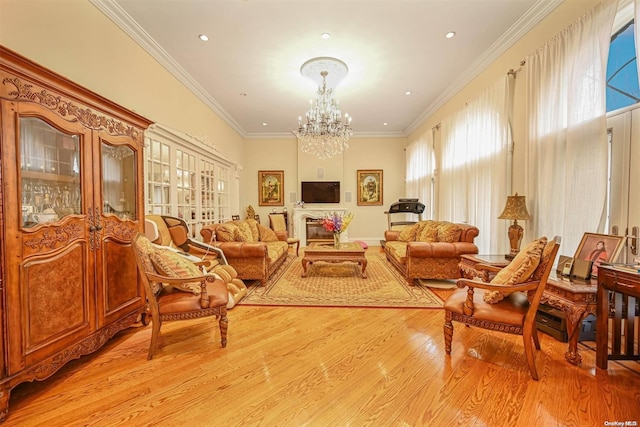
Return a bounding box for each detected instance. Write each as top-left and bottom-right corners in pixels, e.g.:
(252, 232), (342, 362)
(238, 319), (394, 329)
(357, 169), (383, 206)
(574, 232), (625, 278)
(258, 170), (284, 206)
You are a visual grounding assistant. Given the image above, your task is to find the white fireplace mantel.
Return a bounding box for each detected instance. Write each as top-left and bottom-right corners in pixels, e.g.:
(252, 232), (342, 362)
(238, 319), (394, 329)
(292, 207), (348, 246)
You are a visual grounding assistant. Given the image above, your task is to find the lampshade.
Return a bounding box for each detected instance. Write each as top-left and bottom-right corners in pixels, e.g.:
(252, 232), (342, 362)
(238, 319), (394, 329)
(498, 193), (531, 221)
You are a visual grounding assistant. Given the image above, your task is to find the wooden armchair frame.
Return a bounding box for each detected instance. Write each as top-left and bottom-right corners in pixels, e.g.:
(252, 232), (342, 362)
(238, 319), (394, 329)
(132, 233), (229, 360)
(444, 239), (559, 380)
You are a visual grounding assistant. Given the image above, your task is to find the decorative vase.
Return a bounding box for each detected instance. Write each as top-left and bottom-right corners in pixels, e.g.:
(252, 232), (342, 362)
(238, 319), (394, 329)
(333, 232), (342, 249)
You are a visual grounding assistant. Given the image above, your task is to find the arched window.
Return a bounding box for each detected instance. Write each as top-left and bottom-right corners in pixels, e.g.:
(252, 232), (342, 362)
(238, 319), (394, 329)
(606, 20), (640, 111)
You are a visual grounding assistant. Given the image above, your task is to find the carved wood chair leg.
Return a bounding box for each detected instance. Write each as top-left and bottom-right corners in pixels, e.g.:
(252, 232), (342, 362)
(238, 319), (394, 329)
(532, 326), (541, 350)
(148, 320), (161, 360)
(444, 312), (454, 354)
(522, 331), (539, 380)
(219, 314), (228, 348)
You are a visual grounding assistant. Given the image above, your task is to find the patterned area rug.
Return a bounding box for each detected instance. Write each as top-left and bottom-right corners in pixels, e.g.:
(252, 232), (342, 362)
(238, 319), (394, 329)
(239, 253), (445, 308)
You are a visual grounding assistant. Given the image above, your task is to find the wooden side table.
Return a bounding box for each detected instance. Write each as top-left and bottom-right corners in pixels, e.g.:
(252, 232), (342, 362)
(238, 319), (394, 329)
(459, 254), (597, 366)
(459, 254), (509, 281)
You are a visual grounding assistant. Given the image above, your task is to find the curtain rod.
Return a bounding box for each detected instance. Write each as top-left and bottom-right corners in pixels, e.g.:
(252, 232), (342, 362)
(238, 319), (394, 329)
(507, 60), (527, 77)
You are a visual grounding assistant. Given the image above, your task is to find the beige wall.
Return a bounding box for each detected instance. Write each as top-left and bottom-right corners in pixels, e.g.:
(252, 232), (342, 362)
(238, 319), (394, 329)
(407, 0), (600, 195)
(1, 0), (603, 244)
(244, 136), (406, 242)
(0, 0), (244, 164)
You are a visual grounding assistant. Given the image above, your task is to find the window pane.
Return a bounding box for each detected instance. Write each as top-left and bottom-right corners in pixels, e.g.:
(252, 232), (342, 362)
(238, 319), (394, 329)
(607, 21), (640, 112)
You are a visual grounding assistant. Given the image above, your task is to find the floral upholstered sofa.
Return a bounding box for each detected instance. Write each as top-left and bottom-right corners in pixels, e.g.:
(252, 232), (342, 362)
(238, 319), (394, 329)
(200, 219), (289, 285)
(384, 220), (479, 285)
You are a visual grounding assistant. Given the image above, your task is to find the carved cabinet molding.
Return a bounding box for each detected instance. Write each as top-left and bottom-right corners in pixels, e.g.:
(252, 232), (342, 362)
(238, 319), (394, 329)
(0, 46), (152, 422)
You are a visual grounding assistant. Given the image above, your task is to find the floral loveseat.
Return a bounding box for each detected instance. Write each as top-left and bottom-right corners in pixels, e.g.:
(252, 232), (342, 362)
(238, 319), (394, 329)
(384, 220), (480, 285)
(200, 219), (289, 285)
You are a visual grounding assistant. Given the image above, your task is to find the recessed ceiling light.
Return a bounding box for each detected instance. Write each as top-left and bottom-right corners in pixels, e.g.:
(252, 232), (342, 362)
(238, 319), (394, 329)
(262, 122), (268, 126)
(405, 91), (412, 96)
(321, 33), (331, 40)
(383, 122), (388, 126)
(445, 31), (456, 39)
(198, 34), (209, 41)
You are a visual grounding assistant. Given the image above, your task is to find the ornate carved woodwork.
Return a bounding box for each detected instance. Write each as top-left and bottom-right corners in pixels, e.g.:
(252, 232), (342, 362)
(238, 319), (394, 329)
(596, 267), (640, 369)
(0, 46), (152, 422)
(458, 253), (597, 366)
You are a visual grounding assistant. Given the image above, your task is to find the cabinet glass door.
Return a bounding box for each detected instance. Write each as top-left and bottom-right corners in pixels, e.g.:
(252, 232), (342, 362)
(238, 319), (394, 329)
(102, 142), (136, 220)
(20, 117), (81, 228)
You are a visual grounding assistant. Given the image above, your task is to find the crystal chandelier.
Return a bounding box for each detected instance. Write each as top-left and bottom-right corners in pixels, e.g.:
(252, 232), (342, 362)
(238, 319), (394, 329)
(295, 58), (353, 160)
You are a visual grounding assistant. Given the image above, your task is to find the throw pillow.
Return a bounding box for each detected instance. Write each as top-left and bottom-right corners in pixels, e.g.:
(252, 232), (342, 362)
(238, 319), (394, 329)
(232, 220), (254, 242)
(245, 218), (260, 241)
(216, 223), (241, 242)
(416, 221), (438, 242)
(151, 248), (204, 295)
(258, 223), (279, 242)
(398, 223), (420, 242)
(437, 222), (462, 243)
(531, 238), (556, 281)
(483, 236), (547, 303)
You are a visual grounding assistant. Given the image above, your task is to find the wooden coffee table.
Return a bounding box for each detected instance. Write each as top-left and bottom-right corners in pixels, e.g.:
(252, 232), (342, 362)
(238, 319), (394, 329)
(301, 242), (367, 278)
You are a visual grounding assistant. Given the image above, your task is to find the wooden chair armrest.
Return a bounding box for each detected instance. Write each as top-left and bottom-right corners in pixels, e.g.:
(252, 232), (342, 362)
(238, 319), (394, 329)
(456, 278), (541, 315)
(146, 272), (218, 308)
(146, 272), (207, 283)
(456, 277), (540, 292)
(193, 259), (220, 271)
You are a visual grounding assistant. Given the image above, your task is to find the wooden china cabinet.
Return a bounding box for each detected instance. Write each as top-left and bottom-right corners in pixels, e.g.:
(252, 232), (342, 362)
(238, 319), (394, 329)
(0, 46), (152, 421)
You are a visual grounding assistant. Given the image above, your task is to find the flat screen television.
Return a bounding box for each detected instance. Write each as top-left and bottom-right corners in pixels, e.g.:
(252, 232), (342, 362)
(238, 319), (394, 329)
(301, 181), (340, 203)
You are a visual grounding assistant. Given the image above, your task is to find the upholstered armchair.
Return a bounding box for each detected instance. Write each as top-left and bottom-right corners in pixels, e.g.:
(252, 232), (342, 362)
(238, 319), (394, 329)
(145, 216), (247, 308)
(443, 236), (559, 380)
(269, 213), (300, 256)
(131, 233), (229, 360)
(146, 214), (227, 264)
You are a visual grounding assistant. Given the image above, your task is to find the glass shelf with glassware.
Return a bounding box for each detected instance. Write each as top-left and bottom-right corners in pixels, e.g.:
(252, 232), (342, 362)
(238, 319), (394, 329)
(19, 116), (82, 227)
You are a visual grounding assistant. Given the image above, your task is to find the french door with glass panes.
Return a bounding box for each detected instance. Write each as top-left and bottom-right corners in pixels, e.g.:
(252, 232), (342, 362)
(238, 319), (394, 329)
(145, 125), (234, 239)
(606, 106), (640, 263)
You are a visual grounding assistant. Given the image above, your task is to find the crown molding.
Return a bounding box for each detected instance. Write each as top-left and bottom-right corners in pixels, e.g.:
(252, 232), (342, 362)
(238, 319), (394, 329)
(90, 0), (248, 138)
(405, 0), (563, 136)
(91, 0), (561, 141)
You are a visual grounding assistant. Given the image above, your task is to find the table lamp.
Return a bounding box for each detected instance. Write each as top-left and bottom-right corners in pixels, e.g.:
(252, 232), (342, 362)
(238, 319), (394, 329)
(498, 193), (531, 260)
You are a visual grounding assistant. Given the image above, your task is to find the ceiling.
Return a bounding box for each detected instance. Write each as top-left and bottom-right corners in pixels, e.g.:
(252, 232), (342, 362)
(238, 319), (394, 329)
(92, 0), (560, 139)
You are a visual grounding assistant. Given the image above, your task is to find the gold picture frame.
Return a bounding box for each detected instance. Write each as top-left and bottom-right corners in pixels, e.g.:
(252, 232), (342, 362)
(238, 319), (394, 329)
(357, 169), (383, 206)
(573, 232), (625, 278)
(258, 170), (284, 206)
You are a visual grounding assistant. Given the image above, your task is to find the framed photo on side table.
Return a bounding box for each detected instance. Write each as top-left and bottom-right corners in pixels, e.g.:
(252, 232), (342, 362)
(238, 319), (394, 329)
(574, 232), (625, 278)
(258, 170), (284, 206)
(357, 170), (383, 206)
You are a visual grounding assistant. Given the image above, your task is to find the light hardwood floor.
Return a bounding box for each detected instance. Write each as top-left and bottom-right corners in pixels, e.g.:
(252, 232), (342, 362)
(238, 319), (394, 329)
(4, 267), (640, 426)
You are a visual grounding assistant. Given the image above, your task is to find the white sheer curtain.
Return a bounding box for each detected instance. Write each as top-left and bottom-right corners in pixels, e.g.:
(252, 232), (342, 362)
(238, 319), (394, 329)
(439, 109), (471, 222)
(524, 0), (617, 256)
(405, 132), (434, 218)
(438, 76), (511, 253)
